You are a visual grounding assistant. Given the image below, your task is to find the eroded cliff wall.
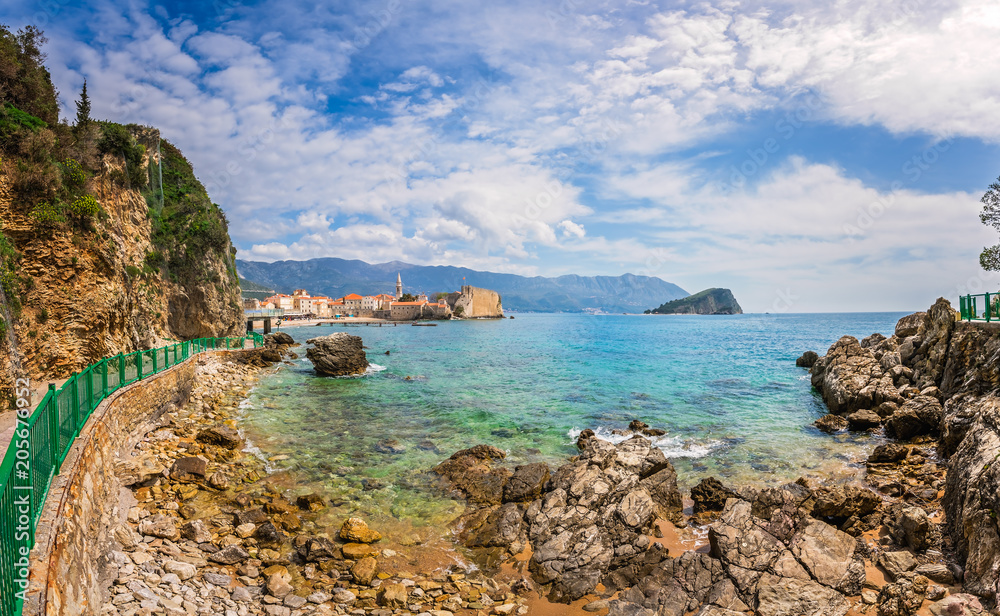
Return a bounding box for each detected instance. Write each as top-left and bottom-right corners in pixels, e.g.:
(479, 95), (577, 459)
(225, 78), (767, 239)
(0, 127), (243, 402)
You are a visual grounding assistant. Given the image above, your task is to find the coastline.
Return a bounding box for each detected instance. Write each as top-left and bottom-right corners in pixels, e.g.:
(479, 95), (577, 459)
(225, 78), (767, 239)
(99, 305), (995, 616)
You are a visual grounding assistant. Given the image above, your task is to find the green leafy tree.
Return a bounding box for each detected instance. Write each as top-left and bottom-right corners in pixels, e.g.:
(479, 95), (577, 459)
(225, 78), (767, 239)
(399, 293), (417, 302)
(979, 177), (1000, 271)
(74, 79), (91, 129)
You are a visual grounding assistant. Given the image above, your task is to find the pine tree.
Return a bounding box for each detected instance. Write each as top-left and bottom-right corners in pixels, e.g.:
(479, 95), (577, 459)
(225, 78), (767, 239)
(74, 78), (90, 128)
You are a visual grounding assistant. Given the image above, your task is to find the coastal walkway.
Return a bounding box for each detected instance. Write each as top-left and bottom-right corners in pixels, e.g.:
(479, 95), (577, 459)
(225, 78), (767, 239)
(0, 333), (263, 616)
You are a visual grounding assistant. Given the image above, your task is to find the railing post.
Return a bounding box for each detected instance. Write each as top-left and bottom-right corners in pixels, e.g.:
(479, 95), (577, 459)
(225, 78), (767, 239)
(85, 368), (93, 416)
(153, 348), (158, 373)
(987, 293), (991, 323)
(137, 351), (143, 380)
(71, 377), (80, 439)
(47, 383), (58, 470)
(102, 359), (108, 398)
(119, 353), (126, 386)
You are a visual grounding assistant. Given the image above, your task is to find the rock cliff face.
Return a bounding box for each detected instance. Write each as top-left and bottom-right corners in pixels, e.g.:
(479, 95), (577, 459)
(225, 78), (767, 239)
(807, 298), (1000, 602)
(648, 288), (743, 315)
(0, 128), (243, 399)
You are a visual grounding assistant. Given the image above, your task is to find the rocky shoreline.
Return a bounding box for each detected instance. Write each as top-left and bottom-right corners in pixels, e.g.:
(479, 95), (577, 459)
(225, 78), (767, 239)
(98, 302), (1000, 616)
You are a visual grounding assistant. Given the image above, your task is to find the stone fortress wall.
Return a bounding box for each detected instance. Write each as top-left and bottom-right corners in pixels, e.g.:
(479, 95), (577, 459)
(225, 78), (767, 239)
(446, 285), (503, 318)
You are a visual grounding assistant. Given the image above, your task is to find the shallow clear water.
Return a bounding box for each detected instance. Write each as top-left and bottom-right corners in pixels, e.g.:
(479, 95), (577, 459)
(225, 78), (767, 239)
(240, 312), (904, 531)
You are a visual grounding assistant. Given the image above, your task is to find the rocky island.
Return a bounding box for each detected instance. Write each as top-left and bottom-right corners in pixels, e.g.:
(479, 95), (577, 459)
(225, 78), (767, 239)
(646, 288), (743, 315)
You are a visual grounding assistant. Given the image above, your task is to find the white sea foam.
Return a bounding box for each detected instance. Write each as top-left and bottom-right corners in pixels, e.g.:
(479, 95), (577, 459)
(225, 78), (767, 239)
(366, 362), (388, 375)
(567, 426), (724, 459)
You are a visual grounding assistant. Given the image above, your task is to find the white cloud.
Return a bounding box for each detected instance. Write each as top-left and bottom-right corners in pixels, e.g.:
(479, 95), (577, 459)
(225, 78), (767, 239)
(559, 220), (586, 238)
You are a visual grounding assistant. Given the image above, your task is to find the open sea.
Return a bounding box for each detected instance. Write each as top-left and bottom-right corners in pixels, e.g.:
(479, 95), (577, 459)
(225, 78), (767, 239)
(239, 312), (905, 535)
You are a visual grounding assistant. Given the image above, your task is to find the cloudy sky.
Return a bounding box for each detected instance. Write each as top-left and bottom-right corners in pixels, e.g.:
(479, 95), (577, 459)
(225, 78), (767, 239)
(8, 0), (1000, 311)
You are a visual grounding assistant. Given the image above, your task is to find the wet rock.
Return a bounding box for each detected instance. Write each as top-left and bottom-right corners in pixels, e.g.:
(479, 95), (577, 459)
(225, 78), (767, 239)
(296, 493), (325, 512)
(351, 556), (378, 585)
(207, 471), (229, 490)
(196, 425), (244, 449)
(342, 543), (379, 559)
(690, 477), (738, 513)
(796, 351), (819, 368)
(209, 545), (250, 565)
(869, 444), (908, 464)
(374, 438), (406, 454)
(254, 521), (287, 548)
(846, 409), (882, 430)
(503, 463), (551, 503)
(301, 536), (339, 562)
(340, 517), (382, 543)
(169, 456), (208, 482)
(306, 333), (369, 376)
(267, 570), (293, 598)
(815, 414), (848, 433)
(432, 444), (512, 505)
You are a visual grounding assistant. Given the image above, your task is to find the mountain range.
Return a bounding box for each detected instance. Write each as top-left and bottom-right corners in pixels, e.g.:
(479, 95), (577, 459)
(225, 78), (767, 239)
(236, 258), (688, 313)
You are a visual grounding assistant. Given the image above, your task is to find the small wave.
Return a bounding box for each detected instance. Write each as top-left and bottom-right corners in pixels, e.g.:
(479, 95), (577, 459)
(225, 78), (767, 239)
(567, 426), (724, 459)
(366, 363), (388, 374)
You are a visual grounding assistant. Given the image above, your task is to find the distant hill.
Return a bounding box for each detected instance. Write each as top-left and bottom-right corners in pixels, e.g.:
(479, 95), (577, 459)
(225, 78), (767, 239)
(647, 288), (743, 315)
(239, 277), (275, 301)
(236, 258), (688, 313)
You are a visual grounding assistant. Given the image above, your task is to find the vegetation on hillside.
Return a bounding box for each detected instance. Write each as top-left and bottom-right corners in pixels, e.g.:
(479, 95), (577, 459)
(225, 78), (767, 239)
(148, 139), (237, 285)
(645, 288), (743, 315)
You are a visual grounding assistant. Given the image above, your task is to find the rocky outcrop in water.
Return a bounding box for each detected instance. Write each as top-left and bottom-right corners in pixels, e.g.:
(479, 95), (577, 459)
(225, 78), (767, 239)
(305, 333), (369, 376)
(434, 435), (684, 602)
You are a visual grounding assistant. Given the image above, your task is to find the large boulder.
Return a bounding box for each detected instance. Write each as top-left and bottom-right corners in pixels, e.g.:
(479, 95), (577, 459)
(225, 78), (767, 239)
(525, 436), (683, 602)
(885, 396), (943, 440)
(811, 485), (881, 521)
(432, 444), (511, 505)
(810, 337), (902, 415)
(305, 333), (369, 376)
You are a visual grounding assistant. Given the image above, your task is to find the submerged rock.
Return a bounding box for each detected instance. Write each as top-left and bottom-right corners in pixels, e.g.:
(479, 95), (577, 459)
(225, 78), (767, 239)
(815, 414), (848, 433)
(796, 351), (819, 368)
(305, 332), (369, 376)
(690, 477), (738, 513)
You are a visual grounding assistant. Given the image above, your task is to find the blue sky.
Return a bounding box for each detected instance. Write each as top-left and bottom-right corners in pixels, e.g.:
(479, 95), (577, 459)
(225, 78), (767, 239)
(8, 0), (1000, 311)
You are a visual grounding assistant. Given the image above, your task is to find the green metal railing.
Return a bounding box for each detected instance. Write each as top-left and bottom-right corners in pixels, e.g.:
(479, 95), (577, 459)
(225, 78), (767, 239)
(0, 332), (265, 616)
(959, 293), (1000, 322)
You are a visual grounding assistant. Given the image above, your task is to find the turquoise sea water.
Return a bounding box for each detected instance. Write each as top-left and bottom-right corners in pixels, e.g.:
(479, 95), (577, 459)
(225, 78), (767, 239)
(240, 312), (904, 530)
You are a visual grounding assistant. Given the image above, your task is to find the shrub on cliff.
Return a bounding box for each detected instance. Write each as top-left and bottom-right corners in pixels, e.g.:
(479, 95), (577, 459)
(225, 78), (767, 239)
(98, 122), (147, 187)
